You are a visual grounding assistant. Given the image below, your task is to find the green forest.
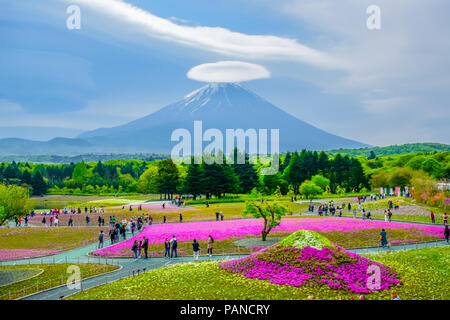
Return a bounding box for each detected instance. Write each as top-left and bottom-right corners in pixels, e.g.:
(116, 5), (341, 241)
(0, 148), (449, 207)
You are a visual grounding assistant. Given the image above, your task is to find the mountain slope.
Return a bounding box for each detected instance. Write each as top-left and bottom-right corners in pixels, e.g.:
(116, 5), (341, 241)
(79, 83), (369, 153)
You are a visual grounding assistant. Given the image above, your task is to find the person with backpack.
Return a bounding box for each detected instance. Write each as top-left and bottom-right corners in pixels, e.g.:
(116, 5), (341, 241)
(207, 235), (214, 257)
(164, 238), (171, 257)
(380, 229), (388, 247)
(171, 236), (178, 258)
(142, 237), (149, 259)
(192, 239), (200, 261)
(131, 240), (138, 259)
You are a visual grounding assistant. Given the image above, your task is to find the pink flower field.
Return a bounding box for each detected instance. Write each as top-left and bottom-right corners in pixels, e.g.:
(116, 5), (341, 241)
(0, 249), (61, 261)
(92, 217), (445, 257)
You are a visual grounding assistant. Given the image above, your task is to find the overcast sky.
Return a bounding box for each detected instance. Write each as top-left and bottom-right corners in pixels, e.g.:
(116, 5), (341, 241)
(0, 0), (449, 146)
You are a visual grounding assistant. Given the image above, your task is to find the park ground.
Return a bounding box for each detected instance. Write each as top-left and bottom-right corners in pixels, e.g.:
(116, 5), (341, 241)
(0, 194), (448, 300)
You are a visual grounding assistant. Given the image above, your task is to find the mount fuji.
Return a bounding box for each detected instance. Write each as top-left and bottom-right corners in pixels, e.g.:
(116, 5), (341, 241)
(0, 83), (369, 155)
(78, 83), (368, 153)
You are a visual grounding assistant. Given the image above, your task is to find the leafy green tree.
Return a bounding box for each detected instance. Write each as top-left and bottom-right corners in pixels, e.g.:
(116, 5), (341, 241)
(184, 162), (205, 199)
(421, 158), (442, 178)
(0, 184), (32, 225)
(31, 171), (47, 195)
(156, 159), (180, 199)
(299, 180), (323, 199)
(243, 199), (288, 241)
(311, 174), (330, 190)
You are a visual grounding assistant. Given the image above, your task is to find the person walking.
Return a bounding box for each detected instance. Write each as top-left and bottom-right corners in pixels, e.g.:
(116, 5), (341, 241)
(131, 240), (138, 259)
(444, 225), (449, 244)
(380, 229), (388, 247)
(98, 216), (102, 227)
(86, 216), (90, 226)
(68, 216), (73, 227)
(192, 239), (200, 261)
(170, 236), (178, 258)
(98, 230), (104, 249)
(164, 238), (171, 258)
(163, 216), (166, 224)
(54, 217), (59, 227)
(430, 211), (435, 224)
(207, 235), (214, 257)
(388, 209), (392, 222)
(384, 210), (388, 222)
(443, 213), (448, 226)
(142, 237), (149, 259)
(179, 213), (183, 223)
(220, 211), (224, 221)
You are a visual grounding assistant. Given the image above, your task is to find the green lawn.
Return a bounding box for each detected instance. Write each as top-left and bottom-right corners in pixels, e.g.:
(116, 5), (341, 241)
(0, 227), (104, 253)
(0, 263), (119, 300)
(68, 246), (449, 300)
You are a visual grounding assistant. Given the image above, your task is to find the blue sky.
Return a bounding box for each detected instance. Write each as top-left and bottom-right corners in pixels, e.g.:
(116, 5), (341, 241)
(0, 0), (449, 146)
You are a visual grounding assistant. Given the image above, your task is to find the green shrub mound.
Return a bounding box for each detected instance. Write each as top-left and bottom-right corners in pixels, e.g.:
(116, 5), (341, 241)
(279, 230), (336, 250)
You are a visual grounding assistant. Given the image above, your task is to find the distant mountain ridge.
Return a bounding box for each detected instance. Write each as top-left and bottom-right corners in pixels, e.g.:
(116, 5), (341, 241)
(0, 83), (369, 155)
(328, 143), (450, 157)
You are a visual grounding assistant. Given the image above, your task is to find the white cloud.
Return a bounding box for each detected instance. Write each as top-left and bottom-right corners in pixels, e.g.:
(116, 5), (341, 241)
(0, 100), (22, 113)
(187, 61), (271, 83)
(62, 0), (346, 69)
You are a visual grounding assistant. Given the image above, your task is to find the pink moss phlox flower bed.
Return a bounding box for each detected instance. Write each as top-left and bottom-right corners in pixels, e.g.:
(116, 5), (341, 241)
(92, 217), (444, 258)
(0, 249), (61, 261)
(219, 232), (401, 294)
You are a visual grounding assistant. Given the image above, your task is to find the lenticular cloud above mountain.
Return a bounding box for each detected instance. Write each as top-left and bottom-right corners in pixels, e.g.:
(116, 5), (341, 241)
(187, 61), (271, 83)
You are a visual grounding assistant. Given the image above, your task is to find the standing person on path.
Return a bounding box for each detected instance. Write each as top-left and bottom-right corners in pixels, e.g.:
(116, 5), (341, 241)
(380, 229), (388, 247)
(430, 211), (435, 224)
(109, 229), (115, 244)
(388, 209), (392, 222)
(54, 217), (59, 227)
(164, 238), (171, 258)
(163, 216), (166, 224)
(86, 216), (90, 226)
(220, 211), (224, 221)
(443, 213), (448, 226)
(98, 216), (102, 227)
(207, 235), (214, 257)
(131, 240), (138, 259)
(216, 211), (220, 221)
(137, 240), (143, 258)
(170, 236), (178, 258)
(179, 213), (183, 223)
(142, 237), (149, 259)
(98, 230), (104, 248)
(444, 225), (449, 244)
(42, 216), (46, 226)
(50, 216), (53, 227)
(68, 216), (73, 227)
(192, 239), (200, 261)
